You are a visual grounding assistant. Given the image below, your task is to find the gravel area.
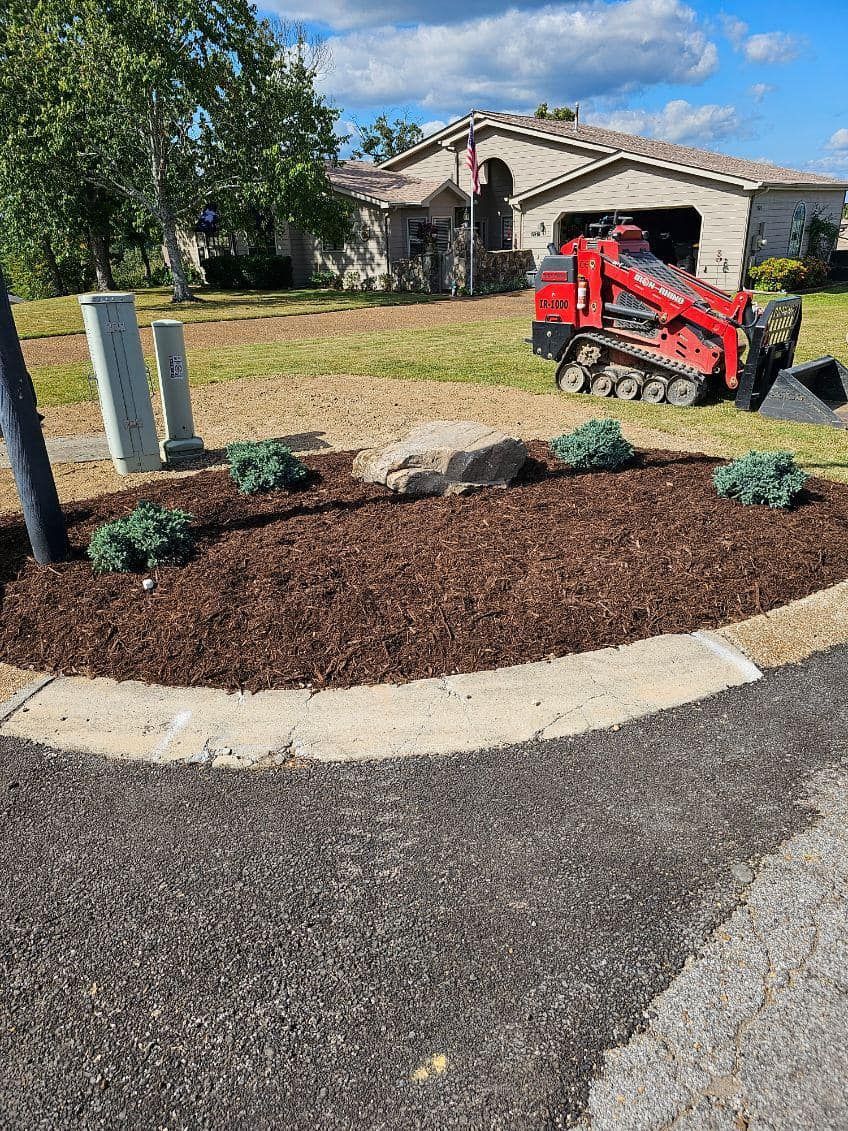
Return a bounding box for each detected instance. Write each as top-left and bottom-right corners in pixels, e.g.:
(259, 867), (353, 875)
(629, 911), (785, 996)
(21, 292), (532, 368)
(1, 647), (846, 1128)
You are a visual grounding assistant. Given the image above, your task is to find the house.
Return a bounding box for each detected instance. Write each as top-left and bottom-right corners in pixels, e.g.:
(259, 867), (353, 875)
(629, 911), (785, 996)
(181, 164), (471, 287)
(379, 110), (848, 291)
(281, 163), (470, 286)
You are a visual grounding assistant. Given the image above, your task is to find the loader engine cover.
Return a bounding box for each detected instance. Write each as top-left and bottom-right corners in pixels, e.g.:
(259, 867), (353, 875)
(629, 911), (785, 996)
(531, 253), (577, 360)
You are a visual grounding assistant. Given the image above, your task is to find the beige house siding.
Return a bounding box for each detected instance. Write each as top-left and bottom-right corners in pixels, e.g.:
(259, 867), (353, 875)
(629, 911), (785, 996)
(302, 202), (390, 280)
(518, 160), (752, 290)
(389, 125), (605, 197)
(747, 189), (845, 266)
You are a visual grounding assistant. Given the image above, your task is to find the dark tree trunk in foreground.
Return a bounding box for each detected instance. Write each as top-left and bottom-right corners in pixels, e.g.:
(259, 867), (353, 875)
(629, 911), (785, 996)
(40, 235), (65, 296)
(0, 270), (68, 563)
(88, 227), (116, 291)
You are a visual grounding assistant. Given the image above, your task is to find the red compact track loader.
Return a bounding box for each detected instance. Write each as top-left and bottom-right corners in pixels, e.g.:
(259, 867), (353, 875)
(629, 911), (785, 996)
(530, 215), (848, 426)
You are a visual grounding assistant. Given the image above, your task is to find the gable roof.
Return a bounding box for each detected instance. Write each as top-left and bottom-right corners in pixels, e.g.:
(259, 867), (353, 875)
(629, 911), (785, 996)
(327, 161), (468, 207)
(383, 111), (848, 190)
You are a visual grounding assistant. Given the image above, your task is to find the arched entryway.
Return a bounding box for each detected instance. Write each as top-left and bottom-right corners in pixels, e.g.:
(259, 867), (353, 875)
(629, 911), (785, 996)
(475, 158), (516, 249)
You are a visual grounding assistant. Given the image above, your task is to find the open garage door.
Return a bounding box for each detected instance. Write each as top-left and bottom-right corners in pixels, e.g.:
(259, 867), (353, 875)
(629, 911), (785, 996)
(556, 207), (702, 272)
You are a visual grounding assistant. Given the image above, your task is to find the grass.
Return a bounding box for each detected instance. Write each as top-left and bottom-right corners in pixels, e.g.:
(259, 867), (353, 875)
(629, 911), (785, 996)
(12, 286), (436, 339)
(27, 284), (848, 481)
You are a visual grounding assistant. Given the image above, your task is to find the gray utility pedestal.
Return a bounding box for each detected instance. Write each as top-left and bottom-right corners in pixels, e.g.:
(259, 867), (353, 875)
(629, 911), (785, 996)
(78, 292), (161, 475)
(151, 319), (204, 463)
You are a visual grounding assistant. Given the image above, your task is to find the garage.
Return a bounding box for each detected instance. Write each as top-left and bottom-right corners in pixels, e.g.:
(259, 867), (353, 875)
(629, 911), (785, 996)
(555, 206), (701, 271)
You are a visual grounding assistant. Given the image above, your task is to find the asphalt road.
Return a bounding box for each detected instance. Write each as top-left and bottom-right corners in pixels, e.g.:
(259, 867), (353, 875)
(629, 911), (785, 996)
(2, 646), (847, 1130)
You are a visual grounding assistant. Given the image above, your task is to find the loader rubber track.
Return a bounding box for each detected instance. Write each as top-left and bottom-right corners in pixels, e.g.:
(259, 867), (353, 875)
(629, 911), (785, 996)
(560, 330), (710, 403)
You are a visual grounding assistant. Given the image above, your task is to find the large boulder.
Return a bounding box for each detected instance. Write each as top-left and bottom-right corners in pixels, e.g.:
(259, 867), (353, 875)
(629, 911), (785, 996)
(353, 420), (527, 496)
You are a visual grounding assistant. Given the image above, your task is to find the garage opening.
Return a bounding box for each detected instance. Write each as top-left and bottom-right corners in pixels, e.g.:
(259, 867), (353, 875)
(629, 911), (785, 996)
(555, 207), (702, 271)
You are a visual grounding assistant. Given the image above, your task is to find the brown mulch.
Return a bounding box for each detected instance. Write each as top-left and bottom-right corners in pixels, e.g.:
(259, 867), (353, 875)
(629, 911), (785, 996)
(1, 444), (847, 692)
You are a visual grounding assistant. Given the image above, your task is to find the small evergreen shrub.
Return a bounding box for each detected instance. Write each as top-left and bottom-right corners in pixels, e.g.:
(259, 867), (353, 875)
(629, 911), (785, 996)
(87, 502), (194, 573)
(549, 418), (635, 471)
(87, 521), (142, 574)
(226, 439), (308, 495)
(713, 450), (807, 509)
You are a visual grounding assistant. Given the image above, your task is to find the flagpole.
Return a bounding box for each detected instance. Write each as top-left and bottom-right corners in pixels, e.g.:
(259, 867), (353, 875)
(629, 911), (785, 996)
(469, 109), (474, 297)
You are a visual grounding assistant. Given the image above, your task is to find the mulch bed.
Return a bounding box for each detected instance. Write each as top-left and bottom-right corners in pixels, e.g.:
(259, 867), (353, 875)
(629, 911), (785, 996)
(1, 444), (847, 692)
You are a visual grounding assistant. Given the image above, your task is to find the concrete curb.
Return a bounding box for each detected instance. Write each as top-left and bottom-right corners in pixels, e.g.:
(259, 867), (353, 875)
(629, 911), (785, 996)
(0, 630), (759, 768)
(0, 579), (844, 769)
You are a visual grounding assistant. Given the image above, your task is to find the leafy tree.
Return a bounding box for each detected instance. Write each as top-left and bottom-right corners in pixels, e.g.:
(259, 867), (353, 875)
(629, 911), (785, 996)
(351, 113), (424, 163)
(0, 0), (117, 295)
(534, 103), (576, 122)
(1, 2), (347, 303)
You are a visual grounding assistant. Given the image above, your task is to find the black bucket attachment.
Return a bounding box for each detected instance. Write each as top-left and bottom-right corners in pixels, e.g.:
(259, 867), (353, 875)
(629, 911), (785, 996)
(734, 295), (848, 427)
(758, 356), (848, 428)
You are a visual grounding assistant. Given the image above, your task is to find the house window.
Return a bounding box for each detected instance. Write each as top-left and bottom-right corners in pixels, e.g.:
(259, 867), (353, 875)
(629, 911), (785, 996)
(788, 201), (806, 258)
(501, 215), (514, 250)
(322, 235), (345, 253)
(407, 216), (452, 256)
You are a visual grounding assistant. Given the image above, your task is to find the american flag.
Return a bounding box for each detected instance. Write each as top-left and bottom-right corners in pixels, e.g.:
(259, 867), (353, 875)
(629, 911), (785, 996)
(466, 118), (480, 195)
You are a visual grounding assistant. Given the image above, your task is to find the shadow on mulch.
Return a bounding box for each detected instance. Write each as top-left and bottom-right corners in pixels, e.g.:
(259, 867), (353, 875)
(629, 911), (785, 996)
(1, 442), (847, 693)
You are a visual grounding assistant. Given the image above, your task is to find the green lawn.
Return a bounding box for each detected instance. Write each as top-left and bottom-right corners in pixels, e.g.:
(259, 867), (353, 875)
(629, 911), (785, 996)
(12, 286), (436, 339)
(28, 284), (848, 480)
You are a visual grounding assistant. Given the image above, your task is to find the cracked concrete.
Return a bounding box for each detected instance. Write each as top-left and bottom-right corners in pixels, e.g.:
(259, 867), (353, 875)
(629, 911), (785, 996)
(0, 630), (759, 767)
(582, 764), (848, 1131)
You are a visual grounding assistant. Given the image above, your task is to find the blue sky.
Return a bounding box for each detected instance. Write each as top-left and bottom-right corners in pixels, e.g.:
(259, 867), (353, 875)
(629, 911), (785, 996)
(259, 0), (847, 174)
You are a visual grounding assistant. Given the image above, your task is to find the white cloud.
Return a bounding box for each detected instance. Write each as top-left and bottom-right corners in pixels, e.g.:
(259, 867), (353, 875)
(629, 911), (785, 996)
(721, 18), (801, 64)
(593, 99), (748, 146)
(742, 31), (800, 64)
(749, 82), (774, 103)
(420, 119), (448, 137)
(321, 0), (719, 108)
(267, 0), (532, 30)
(720, 14), (747, 46)
(827, 128), (848, 150)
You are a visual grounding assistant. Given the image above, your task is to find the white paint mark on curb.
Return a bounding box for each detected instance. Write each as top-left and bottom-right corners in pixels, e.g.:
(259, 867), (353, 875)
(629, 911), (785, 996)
(692, 631), (763, 684)
(151, 709), (193, 762)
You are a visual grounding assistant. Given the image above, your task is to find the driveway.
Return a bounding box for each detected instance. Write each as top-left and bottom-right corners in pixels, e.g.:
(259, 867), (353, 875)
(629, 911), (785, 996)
(21, 291), (532, 369)
(2, 646), (847, 1129)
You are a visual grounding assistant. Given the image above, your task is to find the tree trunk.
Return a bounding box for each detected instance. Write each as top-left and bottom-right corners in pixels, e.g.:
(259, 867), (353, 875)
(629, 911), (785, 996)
(161, 216), (197, 302)
(40, 235), (65, 296)
(88, 228), (116, 291)
(139, 242), (153, 286)
(0, 269), (68, 564)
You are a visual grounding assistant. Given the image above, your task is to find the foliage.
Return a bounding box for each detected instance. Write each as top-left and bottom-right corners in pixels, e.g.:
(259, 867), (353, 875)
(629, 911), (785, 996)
(0, 4), (346, 303)
(88, 502), (194, 573)
(549, 418), (634, 471)
(806, 207), (840, 261)
(308, 268), (342, 288)
(1, 237), (93, 301)
(350, 113), (423, 162)
(226, 439), (308, 494)
(748, 256), (829, 292)
(713, 450), (807, 508)
(203, 253), (293, 290)
(534, 103), (576, 121)
(343, 269), (362, 291)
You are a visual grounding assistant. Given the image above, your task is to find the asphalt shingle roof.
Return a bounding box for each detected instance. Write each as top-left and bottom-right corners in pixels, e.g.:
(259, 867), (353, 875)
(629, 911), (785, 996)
(327, 161), (462, 205)
(482, 110), (846, 187)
